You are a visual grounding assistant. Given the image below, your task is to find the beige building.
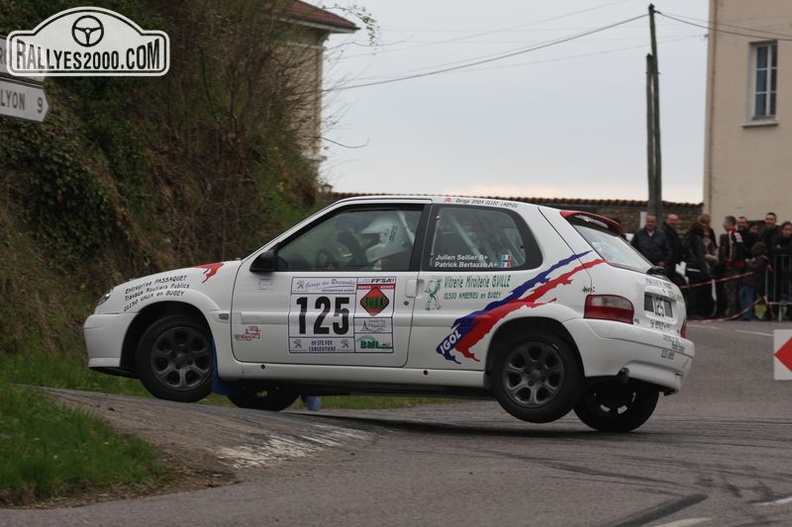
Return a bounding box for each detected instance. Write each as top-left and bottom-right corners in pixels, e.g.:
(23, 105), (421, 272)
(704, 0), (792, 224)
(280, 1), (358, 163)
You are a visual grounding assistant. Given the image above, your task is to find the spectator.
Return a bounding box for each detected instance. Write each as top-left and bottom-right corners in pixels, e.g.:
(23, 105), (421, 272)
(761, 212), (780, 254)
(761, 212), (781, 318)
(720, 215), (746, 318)
(682, 222), (711, 319)
(661, 213), (685, 286)
(749, 221), (761, 239)
(739, 242), (770, 321)
(699, 213), (720, 318)
(301, 395), (321, 411)
(698, 213), (718, 251)
(632, 214), (672, 269)
(737, 216), (756, 256)
(773, 221), (792, 320)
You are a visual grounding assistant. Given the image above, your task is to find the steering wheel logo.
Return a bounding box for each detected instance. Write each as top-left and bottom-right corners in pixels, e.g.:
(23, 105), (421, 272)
(72, 15), (104, 47)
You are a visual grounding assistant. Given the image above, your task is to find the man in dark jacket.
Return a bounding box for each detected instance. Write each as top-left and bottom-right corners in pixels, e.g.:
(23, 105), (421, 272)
(632, 214), (672, 268)
(661, 213), (684, 285)
(721, 215), (746, 317)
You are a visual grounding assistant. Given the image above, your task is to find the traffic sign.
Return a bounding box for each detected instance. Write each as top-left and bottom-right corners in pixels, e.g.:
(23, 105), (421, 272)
(773, 330), (792, 381)
(0, 77), (50, 123)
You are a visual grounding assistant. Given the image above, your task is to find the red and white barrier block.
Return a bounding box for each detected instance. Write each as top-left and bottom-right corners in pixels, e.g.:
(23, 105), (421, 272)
(774, 330), (792, 381)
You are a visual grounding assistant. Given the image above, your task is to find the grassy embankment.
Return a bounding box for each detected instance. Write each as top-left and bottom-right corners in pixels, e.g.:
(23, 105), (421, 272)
(0, 0), (429, 508)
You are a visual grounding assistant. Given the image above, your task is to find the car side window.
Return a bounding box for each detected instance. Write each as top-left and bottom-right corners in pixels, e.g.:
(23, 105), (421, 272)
(427, 206), (540, 270)
(277, 207), (423, 272)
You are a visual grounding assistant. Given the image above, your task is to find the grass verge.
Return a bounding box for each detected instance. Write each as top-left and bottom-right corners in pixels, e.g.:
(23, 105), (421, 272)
(0, 380), (171, 507)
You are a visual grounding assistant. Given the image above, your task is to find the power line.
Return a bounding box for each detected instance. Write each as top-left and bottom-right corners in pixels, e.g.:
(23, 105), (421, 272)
(340, 0), (634, 59)
(657, 11), (792, 41)
(325, 14), (648, 92)
(452, 35), (699, 76)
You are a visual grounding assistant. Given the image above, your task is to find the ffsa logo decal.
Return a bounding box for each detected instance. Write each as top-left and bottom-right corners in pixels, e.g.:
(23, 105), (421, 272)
(7, 6), (169, 76)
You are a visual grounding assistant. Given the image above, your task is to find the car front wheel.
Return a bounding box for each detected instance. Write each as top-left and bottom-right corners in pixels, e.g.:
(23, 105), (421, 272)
(135, 315), (213, 402)
(573, 380), (659, 432)
(491, 332), (581, 423)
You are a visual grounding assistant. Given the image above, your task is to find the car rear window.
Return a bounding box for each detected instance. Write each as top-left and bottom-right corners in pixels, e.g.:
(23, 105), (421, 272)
(427, 206), (541, 270)
(572, 222), (651, 274)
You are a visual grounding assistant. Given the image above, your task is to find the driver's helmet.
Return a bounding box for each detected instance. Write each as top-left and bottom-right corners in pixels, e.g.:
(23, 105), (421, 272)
(362, 214), (409, 262)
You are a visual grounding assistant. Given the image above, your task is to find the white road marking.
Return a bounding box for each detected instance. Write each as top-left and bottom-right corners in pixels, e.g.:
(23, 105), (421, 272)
(216, 426), (371, 469)
(654, 518), (713, 527)
(689, 324), (722, 331)
(757, 495), (792, 506)
(734, 330), (773, 337)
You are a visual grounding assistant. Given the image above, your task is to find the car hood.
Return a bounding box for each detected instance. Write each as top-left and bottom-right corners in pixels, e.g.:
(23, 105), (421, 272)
(96, 261), (241, 314)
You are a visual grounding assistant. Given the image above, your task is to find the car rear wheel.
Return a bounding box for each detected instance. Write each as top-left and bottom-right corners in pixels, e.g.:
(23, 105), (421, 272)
(491, 332), (581, 423)
(136, 315), (213, 402)
(573, 380), (659, 432)
(227, 382), (299, 411)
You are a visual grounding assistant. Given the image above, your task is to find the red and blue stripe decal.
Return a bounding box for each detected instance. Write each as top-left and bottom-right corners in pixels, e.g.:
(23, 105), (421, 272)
(435, 251), (605, 364)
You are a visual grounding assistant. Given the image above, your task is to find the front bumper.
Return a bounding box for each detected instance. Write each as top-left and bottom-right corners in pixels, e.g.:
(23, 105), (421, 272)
(84, 312), (137, 370)
(565, 318), (694, 393)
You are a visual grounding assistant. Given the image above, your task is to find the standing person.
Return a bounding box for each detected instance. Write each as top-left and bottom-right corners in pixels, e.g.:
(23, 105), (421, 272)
(773, 221), (792, 320)
(700, 226), (719, 318)
(699, 213), (720, 317)
(761, 212), (780, 252)
(720, 215), (746, 318)
(661, 213), (685, 286)
(698, 213), (718, 251)
(682, 222), (710, 319)
(301, 395), (321, 411)
(737, 216), (756, 255)
(740, 242), (770, 321)
(761, 212), (781, 317)
(632, 214), (672, 269)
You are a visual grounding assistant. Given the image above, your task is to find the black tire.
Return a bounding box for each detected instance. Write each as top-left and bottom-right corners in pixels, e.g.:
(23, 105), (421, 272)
(135, 315), (213, 402)
(573, 380), (659, 432)
(491, 332), (581, 423)
(227, 382), (299, 411)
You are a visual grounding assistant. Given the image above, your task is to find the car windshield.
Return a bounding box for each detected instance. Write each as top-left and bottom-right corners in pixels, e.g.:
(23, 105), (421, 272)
(573, 223), (651, 273)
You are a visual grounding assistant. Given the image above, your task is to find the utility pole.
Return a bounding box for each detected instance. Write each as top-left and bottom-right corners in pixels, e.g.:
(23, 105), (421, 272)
(646, 4), (662, 219)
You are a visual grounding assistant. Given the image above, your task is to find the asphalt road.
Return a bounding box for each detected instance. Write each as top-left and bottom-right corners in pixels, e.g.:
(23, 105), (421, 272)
(2, 321), (792, 527)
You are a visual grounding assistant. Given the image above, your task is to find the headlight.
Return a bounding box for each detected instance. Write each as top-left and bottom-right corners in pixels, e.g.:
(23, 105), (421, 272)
(97, 288), (113, 307)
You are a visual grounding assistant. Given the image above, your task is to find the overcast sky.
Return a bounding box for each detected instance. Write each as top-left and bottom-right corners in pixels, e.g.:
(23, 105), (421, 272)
(317, 0), (710, 203)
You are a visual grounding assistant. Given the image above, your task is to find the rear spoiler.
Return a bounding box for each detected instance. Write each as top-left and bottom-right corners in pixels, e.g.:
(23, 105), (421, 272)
(560, 210), (623, 235)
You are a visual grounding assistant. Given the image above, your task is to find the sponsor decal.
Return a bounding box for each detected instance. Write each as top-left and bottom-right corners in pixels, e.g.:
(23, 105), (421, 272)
(424, 277), (442, 311)
(288, 276), (396, 354)
(196, 262), (224, 283)
(445, 197), (519, 209)
(435, 251), (605, 364)
(7, 6), (169, 77)
(360, 286), (389, 316)
(122, 273), (190, 311)
(258, 277), (274, 291)
(234, 326), (261, 341)
(357, 318), (390, 333)
(356, 335), (393, 351)
(437, 273), (513, 302)
(292, 277), (357, 294)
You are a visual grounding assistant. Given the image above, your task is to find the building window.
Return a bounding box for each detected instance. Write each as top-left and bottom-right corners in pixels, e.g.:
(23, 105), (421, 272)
(751, 42), (778, 118)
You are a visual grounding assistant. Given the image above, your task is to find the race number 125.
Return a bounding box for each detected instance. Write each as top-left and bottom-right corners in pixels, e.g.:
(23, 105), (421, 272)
(294, 296), (350, 336)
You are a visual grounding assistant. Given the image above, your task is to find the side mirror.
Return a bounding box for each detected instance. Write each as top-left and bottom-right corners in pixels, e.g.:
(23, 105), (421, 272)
(249, 249), (277, 273)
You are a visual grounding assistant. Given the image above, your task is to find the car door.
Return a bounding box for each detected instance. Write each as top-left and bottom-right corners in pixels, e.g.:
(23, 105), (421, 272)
(230, 201), (429, 368)
(408, 203), (555, 369)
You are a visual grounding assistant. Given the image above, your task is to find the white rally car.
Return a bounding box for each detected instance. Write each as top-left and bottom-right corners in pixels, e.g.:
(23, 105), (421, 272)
(85, 195), (694, 432)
